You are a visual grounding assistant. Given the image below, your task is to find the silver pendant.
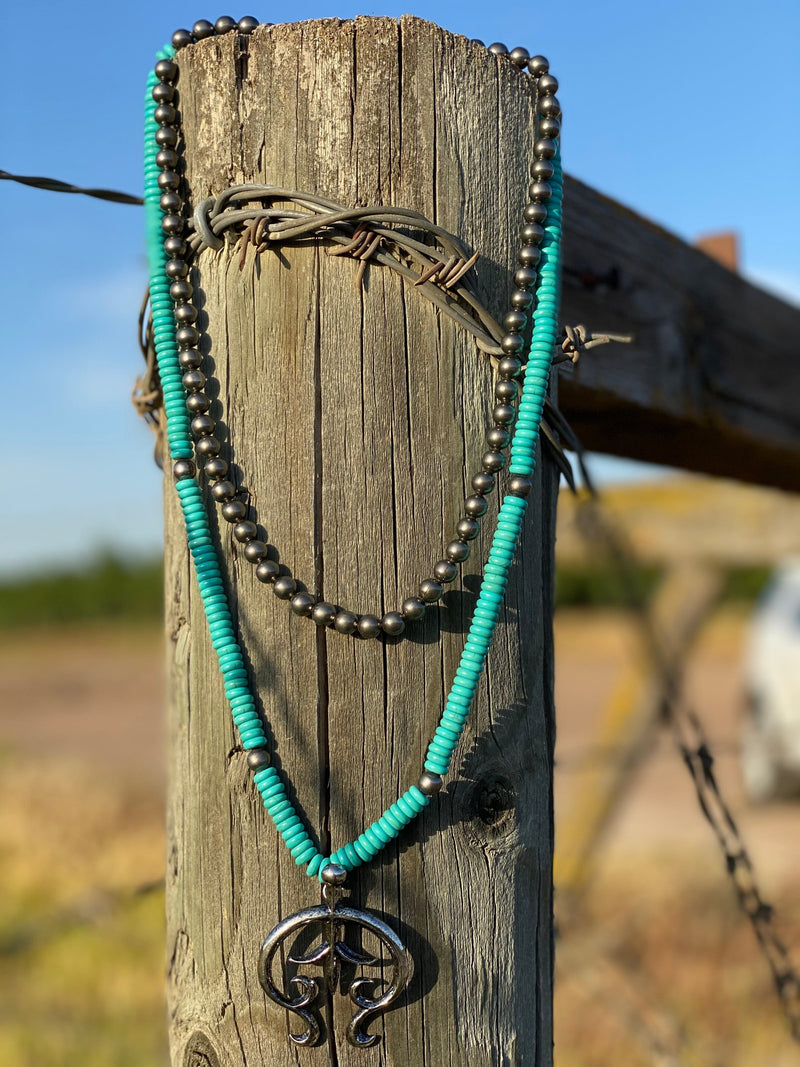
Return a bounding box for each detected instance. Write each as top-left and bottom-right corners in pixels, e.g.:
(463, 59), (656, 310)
(258, 865), (413, 1048)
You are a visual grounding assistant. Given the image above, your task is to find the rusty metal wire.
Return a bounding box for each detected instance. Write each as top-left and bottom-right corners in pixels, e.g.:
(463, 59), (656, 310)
(571, 490), (800, 1044)
(187, 185), (505, 355)
(132, 288), (164, 467)
(133, 184), (629, 476)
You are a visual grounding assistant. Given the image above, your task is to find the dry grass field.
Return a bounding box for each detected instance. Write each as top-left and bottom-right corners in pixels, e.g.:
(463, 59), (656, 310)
(0, 609), (798, 1064)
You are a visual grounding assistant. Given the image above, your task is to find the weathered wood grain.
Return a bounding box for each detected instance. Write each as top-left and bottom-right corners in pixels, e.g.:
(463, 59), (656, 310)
(559, 179), (800, 491)
(165, 16), (557, 1066)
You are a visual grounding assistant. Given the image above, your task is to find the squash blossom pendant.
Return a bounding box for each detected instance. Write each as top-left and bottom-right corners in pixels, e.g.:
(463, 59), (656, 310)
(259, 864), (413, 1047)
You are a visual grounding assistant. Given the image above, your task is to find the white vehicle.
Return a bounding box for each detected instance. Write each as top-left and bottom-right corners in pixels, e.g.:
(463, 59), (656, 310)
(742, 562), (800, 801)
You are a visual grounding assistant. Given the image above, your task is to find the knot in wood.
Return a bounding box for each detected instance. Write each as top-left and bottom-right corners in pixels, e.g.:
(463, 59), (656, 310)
(459, 771), (519, 851)
(182, 1031), (222, 1067)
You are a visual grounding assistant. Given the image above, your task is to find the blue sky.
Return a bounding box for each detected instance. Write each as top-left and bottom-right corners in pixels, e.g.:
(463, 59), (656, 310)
(1, 0), (798, 578)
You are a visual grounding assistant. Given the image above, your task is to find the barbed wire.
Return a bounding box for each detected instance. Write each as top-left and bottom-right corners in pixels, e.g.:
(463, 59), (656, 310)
(0, 168), (143, 206)
(572, 490), (800, 1044)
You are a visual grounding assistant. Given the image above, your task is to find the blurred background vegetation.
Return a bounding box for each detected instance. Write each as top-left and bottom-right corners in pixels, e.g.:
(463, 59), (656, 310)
(0, 553), (774, 630)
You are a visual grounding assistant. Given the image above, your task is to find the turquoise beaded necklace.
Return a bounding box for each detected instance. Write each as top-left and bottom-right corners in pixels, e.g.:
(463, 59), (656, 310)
(145, 22), (562, 1049)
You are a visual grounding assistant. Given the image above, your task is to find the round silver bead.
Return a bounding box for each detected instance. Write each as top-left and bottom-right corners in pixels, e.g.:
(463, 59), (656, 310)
(238, 15), (259, 33)
(501, 332), (525, 354)
(509, 46), (530, 68)
(472, 471), (495, 495)
(538, 73), (558, 95)
(161, 213), (183, 235)
(498, 356), (523, 379)
(518, 245), (541, 268)
(321, 863), (347, 886)
(487, 427), (510, 449)
(446, 539), (471, 563)
(434, 560), (458, 584)
(172, 458), (196, 480)
(179, 350), (202, 370)
(514, 267), (538, 291)
(244, 540), (267, 563)
(155, 59), (178, 82)
(456, 517), (480, 541)
(215, 16), (238, 34)
(496, 379), (519, 401)
(523, 202), (548, 224)
(233, 520), (257, 543)
(170, 279), (192, 301)
(256, 560), (279, 583)
(510, 288), (533, 311)
(152, 82), (175, 103)
(531, 159), (554, 182)
(401, 597), (426, 620)
(482, 450), (506, 472)
(174, 302), (198, 324)
(204, 457), (227, 479)
(357, 614), (382, 638)
(159, 191), (181, 213)
(273, 576), (297, 600)
(156, 148), (179, 170)
(522, 222), (545, 244)
(166, 257), (188, 279)
(528, 54), (549, 76)
(171, 28), (193, 49)
(221, 499), (247, 523)
(157, 171), (179, 192)
(534, 138), (557, 160)
(418, 771), (443, 796)
(509, 475), (532, 498)
(186, 393), (210, 413)
(539, 116), (560, 139)
(311, 602), (336, 627)
(503, 310), (527, 333)
(181, 368), (204, 391)
(191, 414), (214, 437)
(333, 610), (358, 634)
(465, 494), (489, 518)
(419, 579), (443, 603)
(176, 325), (200, 348)
(539, 95), (561, 118)
(488, 42), (508, 55)
(381, 612), (406, 636)
(195, 436), (221, 457)
(155, 127), (178, 147)
(493, 403), (516, 425)
(246, 748), (271, 771)
(528, 181), (552, 202)
(290, 592), (315, 616)
(154, 104), (177, 126)
(206, 475), (231, 495)
(192, 19), (215, 39)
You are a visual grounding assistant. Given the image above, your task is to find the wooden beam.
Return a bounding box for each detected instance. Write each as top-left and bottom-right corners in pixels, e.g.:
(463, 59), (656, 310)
(558, 178), (800, 492)
(165, 17), (558, 1065)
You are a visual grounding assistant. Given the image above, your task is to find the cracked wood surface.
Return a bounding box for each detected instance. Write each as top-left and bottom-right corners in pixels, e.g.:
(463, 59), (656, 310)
(165, 17), (557, 1066)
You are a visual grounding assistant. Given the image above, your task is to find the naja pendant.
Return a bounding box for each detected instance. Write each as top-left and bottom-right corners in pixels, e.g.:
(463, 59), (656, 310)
(258, 866), (413, 1048)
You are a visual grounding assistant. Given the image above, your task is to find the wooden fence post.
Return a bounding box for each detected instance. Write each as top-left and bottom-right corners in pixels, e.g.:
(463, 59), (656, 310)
(163, 16), (558, 1065)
